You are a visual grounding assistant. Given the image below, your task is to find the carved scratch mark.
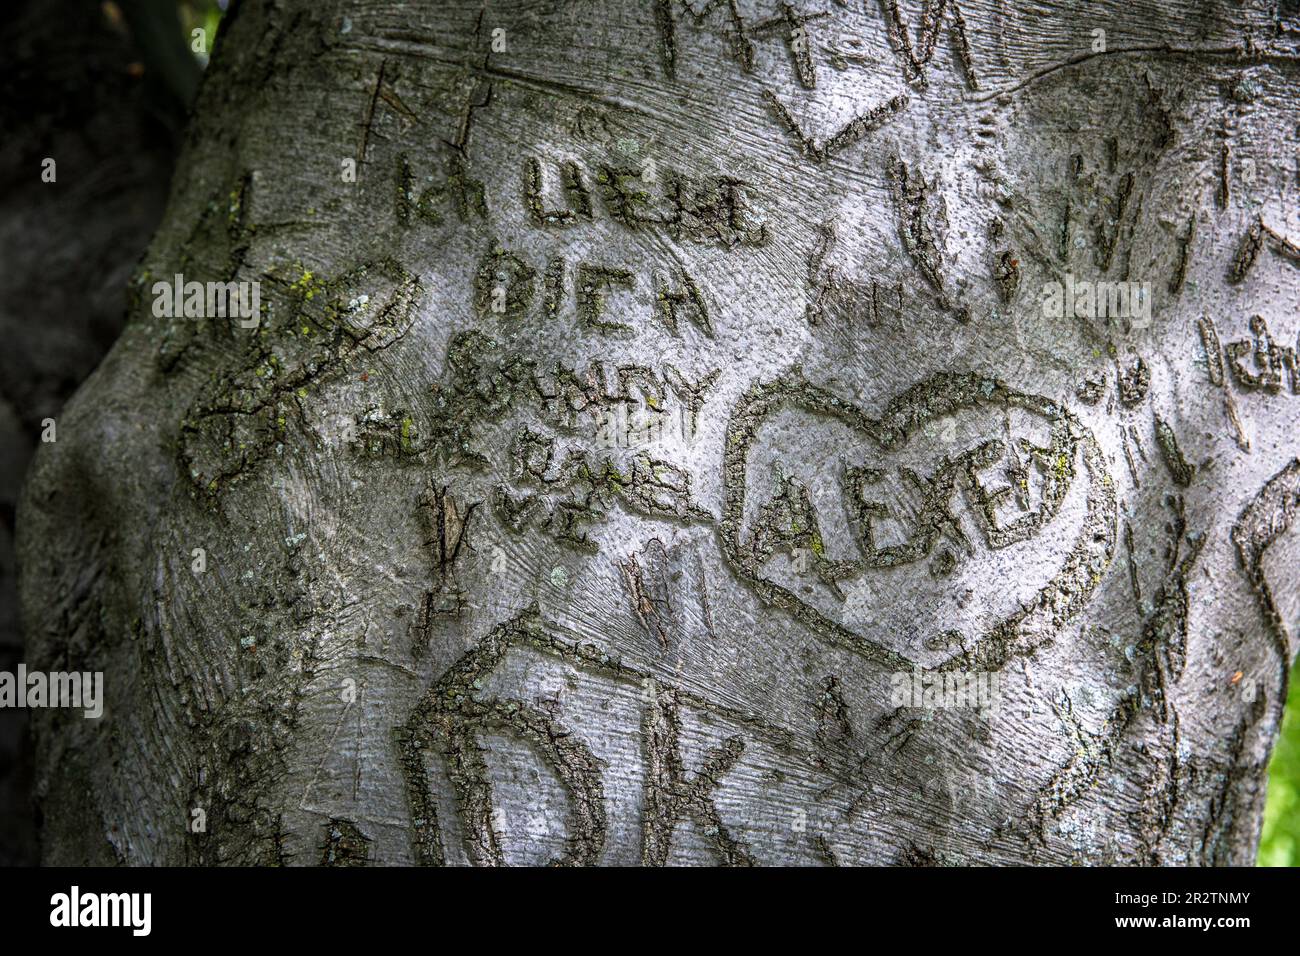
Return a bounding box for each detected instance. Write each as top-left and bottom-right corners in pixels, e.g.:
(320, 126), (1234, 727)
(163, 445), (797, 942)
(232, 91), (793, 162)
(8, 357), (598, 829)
(620, 538), (674, 647)
(1232, 459), (1300, 731)
(762, 88), (909, 163)
(643, 682), (755, 866)
(1229, 216), (1300, 284)
(881, 0), (979, 90)
(1154, 414), (1194, 488)
(358, 58), (388, 164)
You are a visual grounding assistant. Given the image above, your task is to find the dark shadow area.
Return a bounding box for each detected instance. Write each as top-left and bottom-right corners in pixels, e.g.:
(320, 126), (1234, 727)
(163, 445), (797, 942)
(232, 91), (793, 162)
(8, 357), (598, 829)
(0, 0), (195, 865)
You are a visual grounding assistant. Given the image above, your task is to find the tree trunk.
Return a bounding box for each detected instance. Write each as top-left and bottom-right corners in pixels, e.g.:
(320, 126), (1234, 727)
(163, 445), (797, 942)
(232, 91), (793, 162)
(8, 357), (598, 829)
(0, 0), (192, 864)
(17, 0), (1300, 865)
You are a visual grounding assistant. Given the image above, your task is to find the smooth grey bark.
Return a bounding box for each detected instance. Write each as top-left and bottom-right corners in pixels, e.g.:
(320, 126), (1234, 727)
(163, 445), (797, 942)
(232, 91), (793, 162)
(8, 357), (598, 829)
(16, 0), (1300, 865)
(0, 0), (192, 864)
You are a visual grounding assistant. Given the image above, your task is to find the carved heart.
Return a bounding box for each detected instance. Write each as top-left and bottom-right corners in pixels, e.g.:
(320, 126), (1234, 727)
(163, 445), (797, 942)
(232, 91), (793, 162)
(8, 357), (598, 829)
(720, 371), (1116, 671)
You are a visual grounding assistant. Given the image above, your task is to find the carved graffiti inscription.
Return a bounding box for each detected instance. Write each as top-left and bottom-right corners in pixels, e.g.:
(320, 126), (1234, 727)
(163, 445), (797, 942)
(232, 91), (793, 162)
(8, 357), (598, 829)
(720, 373), (1117, 670)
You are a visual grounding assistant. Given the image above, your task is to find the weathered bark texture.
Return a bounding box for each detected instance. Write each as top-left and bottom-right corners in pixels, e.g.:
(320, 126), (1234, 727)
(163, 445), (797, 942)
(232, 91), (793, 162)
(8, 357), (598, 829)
(0, 0), (192, 864)
(17, 0), (1300, 865)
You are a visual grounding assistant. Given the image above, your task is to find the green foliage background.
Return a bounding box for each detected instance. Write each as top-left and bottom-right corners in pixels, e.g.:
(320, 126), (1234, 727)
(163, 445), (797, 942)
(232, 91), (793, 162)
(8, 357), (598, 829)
(1259, 661), (1300, 866)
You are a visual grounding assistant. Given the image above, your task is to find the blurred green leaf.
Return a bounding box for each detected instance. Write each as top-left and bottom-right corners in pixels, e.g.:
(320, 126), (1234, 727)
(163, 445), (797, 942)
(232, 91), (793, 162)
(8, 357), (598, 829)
(1259, 660), (1300, 866)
